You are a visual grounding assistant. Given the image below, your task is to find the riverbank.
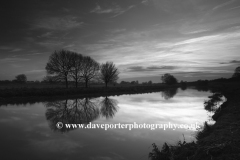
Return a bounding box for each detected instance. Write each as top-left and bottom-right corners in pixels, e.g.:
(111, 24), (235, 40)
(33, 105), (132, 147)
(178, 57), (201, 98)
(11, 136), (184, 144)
(149, 86), (240, 160)
(0, 85), (179, 105)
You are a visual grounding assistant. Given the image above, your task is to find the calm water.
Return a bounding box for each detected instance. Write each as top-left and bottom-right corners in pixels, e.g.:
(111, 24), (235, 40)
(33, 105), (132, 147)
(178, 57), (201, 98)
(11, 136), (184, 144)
(0, 88), (212, 160)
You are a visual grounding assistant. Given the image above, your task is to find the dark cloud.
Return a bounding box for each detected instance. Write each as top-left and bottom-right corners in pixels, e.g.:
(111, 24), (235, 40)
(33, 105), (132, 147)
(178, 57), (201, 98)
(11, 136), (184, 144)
(173, 71), (207, 75)
(220, 60), (240, 64)
(147, 66), (176, 70)
(127, 66), (176, 72)
(229, 60), (240, 63)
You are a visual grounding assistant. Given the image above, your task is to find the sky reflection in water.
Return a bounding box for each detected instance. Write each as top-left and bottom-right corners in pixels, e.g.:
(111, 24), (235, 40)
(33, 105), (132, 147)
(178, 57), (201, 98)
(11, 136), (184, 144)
(0, 88), (212, 160)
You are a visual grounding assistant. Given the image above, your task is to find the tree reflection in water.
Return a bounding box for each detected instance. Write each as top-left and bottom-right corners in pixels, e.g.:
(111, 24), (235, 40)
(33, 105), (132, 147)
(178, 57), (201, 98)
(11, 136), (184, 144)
(100, 97), (118, 119)
(45, 98), (100, 132)
(45, 96), (118, 132)
(161, 88), (178, 100)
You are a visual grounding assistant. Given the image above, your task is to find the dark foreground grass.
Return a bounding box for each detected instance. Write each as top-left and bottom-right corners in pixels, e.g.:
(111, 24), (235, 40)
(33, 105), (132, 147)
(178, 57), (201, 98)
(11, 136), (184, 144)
(149, 86), (240, 160)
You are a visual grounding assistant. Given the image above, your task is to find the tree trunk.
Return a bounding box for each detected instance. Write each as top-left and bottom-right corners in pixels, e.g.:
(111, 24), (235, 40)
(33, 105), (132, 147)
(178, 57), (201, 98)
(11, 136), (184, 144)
(85, 80), (88, 88)
(75, 79), (78, 88)
(105, 82), (107, 88)
(65, 77), (68, 88)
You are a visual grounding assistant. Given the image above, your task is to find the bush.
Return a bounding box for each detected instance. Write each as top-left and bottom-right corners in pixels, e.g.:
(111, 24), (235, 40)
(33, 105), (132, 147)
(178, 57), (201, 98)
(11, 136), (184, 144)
(161, 74), (178, 85)
(15, 74), (27, 83)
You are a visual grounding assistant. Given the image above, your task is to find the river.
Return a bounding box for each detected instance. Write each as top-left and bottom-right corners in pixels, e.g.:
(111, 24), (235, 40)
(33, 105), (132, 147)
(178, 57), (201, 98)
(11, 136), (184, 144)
(0, 88), (212, 160)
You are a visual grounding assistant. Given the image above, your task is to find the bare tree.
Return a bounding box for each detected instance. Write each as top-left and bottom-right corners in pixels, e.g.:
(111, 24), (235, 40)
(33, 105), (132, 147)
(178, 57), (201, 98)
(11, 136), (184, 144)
(80, 56), (100, 88)
(100, 61), (119, 87)
(70, 53), (83, 88)
(15, 74), (27, 83)
(45, 50), (75, 88)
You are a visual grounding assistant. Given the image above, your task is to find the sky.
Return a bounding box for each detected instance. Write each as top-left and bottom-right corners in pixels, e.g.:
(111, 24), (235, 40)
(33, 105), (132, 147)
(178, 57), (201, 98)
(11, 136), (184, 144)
(0, 0), (240, 82)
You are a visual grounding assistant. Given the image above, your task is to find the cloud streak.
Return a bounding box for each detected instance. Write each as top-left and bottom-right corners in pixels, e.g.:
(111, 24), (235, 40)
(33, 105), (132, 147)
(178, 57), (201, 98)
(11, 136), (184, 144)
(34, 16), (84, 30)
(212, 0), (235, 11)
(10, 48), (23, 52)
(80, 23), (240, 79)
(0, 58), (30, 63)
(11, 53), (43, 57)
(90, 4), (135, 18)
(25, 70), (45, 74)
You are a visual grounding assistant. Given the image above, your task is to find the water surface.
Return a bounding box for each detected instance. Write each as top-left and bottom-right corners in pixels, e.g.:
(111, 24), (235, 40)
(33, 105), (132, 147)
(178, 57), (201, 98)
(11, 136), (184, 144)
(0, 88), (212, 160)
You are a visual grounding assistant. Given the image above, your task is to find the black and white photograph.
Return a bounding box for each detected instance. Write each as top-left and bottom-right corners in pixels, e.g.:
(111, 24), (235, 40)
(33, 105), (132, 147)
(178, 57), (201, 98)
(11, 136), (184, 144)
(0, 0), (240, 160)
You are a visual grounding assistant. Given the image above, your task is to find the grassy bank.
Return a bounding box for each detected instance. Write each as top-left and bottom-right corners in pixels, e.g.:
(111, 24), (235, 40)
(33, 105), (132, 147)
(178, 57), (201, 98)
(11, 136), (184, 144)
(149, 86), (240, 160)
(0, 84), (179, 105)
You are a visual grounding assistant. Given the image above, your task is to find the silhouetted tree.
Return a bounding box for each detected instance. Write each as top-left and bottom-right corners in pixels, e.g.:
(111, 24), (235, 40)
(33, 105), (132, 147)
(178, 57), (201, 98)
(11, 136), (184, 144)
(197, 80), (208, 86)
(161, 73), (177, 85)
(100, 61), (119, 87)
(42, 75), (57, 83)
(80, 56), (99, 88)
(120, 81), (130, 85)
(232, 66), (240, 78)
(130, 81), (136, 84)
(100, 97), (118, 119)
(45, 50), (75, 88)
(70, 53), (83, 88)
(15, 74), (27, 83)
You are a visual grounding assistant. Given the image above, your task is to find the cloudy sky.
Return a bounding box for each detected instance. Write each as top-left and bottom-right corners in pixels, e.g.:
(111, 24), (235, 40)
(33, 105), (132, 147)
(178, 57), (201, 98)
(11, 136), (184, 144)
(1, 0), (240, 82)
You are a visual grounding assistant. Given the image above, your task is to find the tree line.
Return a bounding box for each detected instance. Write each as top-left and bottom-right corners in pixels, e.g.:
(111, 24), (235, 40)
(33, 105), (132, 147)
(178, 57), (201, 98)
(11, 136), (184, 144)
(45, 49), (119, 88)
(5, 52), (240, 86)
